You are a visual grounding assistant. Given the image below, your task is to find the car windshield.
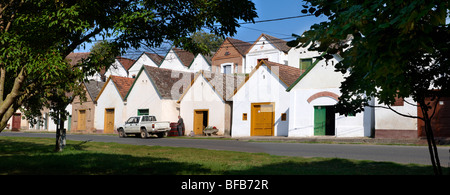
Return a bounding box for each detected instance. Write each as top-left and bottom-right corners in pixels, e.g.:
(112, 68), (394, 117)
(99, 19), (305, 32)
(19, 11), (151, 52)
(126, 117), (139, 123)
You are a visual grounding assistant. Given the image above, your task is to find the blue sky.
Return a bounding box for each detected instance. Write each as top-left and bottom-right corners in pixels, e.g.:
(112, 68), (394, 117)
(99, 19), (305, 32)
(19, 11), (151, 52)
(75, 0), (327, 58)
(233, 0), (327, 44)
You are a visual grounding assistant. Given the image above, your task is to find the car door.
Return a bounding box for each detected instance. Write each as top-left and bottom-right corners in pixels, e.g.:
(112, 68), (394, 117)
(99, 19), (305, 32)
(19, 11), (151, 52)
(130, 117), (140, 132)
(124, 117), (139, 133)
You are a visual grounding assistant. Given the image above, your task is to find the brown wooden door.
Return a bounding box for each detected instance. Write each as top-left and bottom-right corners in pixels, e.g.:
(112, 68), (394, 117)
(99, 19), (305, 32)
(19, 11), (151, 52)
(193, 110), (208, 135)
(251, 103), (274, 136)
(104, 108), (115, 134)
(12, 113), (21, 131)
(77, 110), (86, 130)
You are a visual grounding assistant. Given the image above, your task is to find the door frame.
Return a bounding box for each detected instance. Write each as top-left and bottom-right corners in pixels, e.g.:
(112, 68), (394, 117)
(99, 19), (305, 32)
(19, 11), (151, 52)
(313, 105), (336, 136)
(104, 108), (115, 134)
(250, 102), (275, 136)
(77, 109), (87, 130)
(193, 109), (209, 135)
(12, 113), (21, 131)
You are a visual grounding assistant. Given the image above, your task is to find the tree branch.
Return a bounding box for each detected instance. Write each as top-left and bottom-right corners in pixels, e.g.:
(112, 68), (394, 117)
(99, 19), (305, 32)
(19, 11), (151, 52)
(367, 104), (424, 120)
(0, 66), (26, 120)
(0, 66), (5, 104)
(403, 99), (418, 107)
(429, 96), (441, 120)
(63, 27), (104, 57)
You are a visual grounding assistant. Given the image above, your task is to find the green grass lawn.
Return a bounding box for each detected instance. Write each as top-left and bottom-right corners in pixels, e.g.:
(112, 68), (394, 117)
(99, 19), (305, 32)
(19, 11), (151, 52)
(0, 136), (445, 175)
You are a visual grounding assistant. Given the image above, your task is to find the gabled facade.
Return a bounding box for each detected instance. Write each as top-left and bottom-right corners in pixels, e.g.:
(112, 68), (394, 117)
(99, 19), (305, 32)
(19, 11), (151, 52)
(287, 52), (374, 137)
(244, 34), (291, 74)
(231, 60), (303, 137)
(159, 47), (195, 72)
(189, 54), (212, 73)
(124, 65), (194, 123)
(94, 75), (134, 133)
(71, 80), (105, 133)
(178, 71), (245, 136)
(128, 52), (164, 78)
(211, 37), (252, 74)
(102, 57), (136, 80)
(159, 47), (211, 73)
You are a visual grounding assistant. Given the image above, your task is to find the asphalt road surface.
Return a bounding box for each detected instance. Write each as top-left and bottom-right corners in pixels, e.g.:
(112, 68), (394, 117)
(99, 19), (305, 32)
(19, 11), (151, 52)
(1, 131), (449, 167)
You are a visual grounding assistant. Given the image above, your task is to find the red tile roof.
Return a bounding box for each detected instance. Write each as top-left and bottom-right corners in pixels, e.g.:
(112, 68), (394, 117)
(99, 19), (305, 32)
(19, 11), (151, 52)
(110, 75), (134, 99)
(263, 60), (304, 86)
(116, 56), (136, 71)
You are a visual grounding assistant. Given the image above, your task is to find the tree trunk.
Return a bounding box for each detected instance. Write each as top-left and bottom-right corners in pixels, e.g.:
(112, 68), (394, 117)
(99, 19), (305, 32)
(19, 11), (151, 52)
(419, 100), (442, 175)
(55, 111), (61, 152)
(54, 111), (66, 152)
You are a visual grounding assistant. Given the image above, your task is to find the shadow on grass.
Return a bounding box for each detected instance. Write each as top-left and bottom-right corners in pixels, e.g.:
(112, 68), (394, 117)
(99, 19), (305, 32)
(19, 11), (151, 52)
(0, 138), (211, 175)
(0, 138), (447, 175)
(223, 158), (445, 175)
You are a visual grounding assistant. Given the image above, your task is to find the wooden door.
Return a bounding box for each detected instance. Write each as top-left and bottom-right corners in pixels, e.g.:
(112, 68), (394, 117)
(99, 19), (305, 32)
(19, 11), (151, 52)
(251, 103), (274, 136)
(77, 110), (86, 130)
(104, 108), (115, 134)
(193, 110), (205, 135)
(314, 106), (326, 136)
(12, 113), (21, 131)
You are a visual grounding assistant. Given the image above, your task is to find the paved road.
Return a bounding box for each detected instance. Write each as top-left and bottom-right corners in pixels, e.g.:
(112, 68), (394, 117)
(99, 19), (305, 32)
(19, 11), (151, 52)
(1, 131), (449, 167)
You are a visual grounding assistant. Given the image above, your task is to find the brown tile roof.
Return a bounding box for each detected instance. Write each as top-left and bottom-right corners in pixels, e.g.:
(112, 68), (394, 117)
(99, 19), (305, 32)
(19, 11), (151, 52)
(116, 56), (136, 71)
(66, 52), (91, 66)
(231, 60), (304, 99)
(143, 65), (194, 99)
(144, 52), (164, 65)
(262, 60), (304, 86)
(248, 34), (291, 54)
(110, 75), (134, 100)
(172, 47), (195, 67)
(227, 37), (253, 56)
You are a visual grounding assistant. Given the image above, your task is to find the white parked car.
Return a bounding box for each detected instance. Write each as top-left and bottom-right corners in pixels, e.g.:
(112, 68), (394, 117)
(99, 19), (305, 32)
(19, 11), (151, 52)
(117, 115), (171, 138)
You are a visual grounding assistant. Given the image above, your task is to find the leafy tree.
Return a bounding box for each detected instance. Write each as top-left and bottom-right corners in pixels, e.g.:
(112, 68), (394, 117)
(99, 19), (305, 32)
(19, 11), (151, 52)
(0, 0), (257, 151)
(289, 0), (449, 175)
(191, 30), (225, 54)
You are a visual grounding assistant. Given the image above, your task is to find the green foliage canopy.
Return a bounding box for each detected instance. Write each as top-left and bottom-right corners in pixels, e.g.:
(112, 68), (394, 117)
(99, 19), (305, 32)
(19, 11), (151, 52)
(289, 0), (449, 115)
(0, 0), (257, 130)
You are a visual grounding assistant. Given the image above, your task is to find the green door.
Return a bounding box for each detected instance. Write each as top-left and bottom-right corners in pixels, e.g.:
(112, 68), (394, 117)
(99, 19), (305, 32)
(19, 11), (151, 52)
(314, 106), (326, 135)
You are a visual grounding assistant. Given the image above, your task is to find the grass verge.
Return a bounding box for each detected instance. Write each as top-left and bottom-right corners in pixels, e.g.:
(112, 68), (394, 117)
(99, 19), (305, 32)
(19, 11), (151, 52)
(0, 136), (446, 175)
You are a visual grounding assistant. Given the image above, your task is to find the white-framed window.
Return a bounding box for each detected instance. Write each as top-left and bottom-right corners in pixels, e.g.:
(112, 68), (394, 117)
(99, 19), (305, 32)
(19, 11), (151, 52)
(221, 63), (234, 74)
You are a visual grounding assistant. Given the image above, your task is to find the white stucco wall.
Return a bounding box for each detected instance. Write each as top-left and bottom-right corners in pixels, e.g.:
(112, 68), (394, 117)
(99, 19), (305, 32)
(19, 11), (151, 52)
(125, 70), (163, 120)
(245, 36), (288, 73)
(159, 49), (189, 72)
(180, 75), (226, 135)
(288, 55), (373, 137)
(232, 65), (290, 137)
(287, 45), (321, 69)
(288, 88), (372, 137)
(125, 69), (180, 123)
(374, 97), (418, 131)
(104, 59), (129, 79)
(189, 54), (211, 73)
(128, 53), (159, 78)
(95, 80), (127, 131)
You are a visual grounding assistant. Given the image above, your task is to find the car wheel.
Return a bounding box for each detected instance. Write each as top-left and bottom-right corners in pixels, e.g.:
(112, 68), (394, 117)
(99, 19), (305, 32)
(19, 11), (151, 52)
(118, 128), (127, 138)
(140, 128), (148, 139)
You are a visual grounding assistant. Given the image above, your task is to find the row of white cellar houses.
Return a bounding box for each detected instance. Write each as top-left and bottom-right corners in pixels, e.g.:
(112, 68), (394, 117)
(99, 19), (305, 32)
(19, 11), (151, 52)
(9, 33), (448, 139)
